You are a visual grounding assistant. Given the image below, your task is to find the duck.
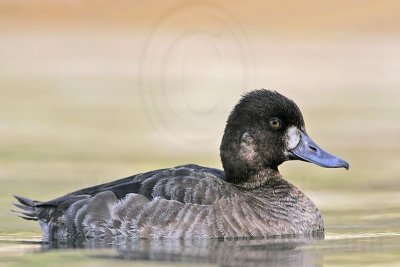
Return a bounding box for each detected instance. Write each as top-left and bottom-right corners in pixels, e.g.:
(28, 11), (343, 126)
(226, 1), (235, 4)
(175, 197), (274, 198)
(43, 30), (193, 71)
(14, 89), (349, 241)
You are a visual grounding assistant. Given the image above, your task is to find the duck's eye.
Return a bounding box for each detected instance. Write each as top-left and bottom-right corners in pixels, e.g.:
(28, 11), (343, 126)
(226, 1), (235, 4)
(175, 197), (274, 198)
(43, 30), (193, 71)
(269, 118), (282, 129)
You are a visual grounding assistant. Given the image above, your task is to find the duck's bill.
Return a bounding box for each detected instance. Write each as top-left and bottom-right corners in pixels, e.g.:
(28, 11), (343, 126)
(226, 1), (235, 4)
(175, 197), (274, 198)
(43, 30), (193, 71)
(289, 131), (350, 170)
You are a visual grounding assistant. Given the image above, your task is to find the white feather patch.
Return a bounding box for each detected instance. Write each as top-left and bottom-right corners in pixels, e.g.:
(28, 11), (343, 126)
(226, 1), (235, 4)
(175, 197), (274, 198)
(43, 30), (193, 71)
(285, 126), (301, 150)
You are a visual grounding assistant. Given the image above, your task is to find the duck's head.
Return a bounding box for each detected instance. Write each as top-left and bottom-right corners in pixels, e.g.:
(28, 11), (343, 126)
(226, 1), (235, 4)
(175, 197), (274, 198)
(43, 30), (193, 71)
(220, 89), (349, 184)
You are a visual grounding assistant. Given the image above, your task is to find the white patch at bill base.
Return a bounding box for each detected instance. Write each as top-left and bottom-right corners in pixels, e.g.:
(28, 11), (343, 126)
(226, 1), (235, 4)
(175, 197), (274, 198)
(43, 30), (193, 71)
(285, 126), (301, 150)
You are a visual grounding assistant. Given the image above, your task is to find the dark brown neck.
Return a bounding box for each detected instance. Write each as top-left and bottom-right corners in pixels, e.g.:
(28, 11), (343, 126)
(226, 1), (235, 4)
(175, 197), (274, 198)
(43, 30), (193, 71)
(235, 168), (281, 189)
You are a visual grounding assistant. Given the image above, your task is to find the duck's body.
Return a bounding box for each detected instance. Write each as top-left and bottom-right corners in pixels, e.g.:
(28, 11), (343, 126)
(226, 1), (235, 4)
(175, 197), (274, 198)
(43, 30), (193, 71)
(14, 90), (348, 241)
(16, 165), (322, 240)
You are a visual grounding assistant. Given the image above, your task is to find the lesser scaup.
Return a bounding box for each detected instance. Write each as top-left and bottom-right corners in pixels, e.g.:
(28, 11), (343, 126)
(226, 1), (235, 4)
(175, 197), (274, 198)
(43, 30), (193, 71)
(14, 89), (349, 241)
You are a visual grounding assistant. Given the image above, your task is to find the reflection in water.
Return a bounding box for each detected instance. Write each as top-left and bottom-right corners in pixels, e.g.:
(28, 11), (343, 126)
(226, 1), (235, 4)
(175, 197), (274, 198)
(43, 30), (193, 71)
(6, 230), (400, 267)
(41, 234), (324, 267)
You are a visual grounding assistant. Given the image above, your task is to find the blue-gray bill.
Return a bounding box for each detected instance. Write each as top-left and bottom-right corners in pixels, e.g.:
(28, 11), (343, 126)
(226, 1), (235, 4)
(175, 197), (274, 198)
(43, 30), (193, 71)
(289, 131), (350, 170)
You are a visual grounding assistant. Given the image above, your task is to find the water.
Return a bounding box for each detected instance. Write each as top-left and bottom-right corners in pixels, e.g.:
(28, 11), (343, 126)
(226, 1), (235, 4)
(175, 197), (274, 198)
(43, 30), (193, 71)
(1, 206), (400, 267)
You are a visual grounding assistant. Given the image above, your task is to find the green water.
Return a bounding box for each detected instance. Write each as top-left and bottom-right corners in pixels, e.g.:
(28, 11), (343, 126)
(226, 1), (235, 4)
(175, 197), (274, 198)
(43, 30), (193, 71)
(1, 192), (400, 267)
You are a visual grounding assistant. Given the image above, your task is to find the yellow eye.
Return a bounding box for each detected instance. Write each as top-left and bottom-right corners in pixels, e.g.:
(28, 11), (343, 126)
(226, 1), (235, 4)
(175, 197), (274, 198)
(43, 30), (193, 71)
(269, 118), (282, 129)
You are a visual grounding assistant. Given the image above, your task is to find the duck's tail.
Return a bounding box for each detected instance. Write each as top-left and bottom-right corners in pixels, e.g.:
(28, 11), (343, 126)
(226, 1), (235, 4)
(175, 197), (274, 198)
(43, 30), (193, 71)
(12, 195), (42, 221)
(12, 195), (59, 242)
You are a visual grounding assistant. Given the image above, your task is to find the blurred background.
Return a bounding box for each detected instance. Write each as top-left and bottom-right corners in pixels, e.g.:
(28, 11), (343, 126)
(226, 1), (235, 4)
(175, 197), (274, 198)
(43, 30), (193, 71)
(1, 0), (400, 235)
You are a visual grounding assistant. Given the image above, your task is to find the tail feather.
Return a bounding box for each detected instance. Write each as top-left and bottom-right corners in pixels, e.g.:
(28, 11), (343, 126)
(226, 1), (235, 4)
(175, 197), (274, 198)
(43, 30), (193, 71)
(13, 195), (41, 221)
(16, 214), (38, 221)
(13, 203), (35, 212)
(14, 195), (37, 206)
